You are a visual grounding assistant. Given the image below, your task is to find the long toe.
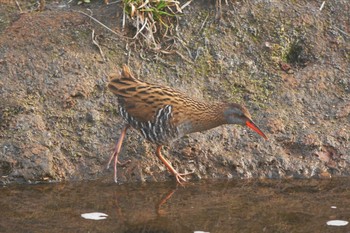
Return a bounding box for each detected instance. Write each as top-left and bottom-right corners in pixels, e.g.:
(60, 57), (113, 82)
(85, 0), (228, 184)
(107, 157), (130, 170)
(117, 159), (131, 166)
(174, 171), (194, 185)
(106, 153), (115, 169)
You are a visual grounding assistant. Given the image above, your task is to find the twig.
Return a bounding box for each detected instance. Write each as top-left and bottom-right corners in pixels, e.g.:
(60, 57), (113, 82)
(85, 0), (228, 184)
(319, 1), (325, 11)
(75, 10), (128, 39)
(334, 26), (350, 38)
(15, 0), (23, 13)
(198, 13), (209, 35)
(139, 50), (150, 61)
(181, 0), (192, 10)
(133, 17), (148, 39)
(158, 50), (193, 64)
(173, 35), (193, 60)
(92, 30), (106, 62)
(175, 51), (193, 64)
(216, 0), (222, 20)
(122, 3), (126, 30)
(126, 49), (131, 65)
(106, 0), (121, 5)
(193, 47), (203, 61)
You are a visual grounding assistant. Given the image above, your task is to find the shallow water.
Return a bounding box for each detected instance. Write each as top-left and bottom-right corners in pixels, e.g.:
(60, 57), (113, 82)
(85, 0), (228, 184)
(0, 178), (349, 233)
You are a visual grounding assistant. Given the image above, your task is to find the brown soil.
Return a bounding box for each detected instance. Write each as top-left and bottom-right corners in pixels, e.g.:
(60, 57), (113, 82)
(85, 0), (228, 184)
(0, 0), (349, 184)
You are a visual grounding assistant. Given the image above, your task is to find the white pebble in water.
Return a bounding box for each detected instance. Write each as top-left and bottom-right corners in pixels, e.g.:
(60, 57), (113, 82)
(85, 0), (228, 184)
(81, 212), (108, 220)
(326, 220), (348, 226)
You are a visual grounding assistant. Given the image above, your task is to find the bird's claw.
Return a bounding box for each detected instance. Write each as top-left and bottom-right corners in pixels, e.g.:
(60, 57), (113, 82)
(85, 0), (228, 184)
(107, 158), (132, 184)
(174, 171), (194, 186)
(107, 159), (131, 170)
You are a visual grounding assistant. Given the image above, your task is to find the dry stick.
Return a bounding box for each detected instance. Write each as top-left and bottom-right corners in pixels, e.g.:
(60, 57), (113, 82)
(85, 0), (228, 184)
(75, 10), (130, 39)
(174, 51), (193, 64)
(334, 26), (350, 38)
(133, 17), (148, 39)
(138, 0), (149, 9)
(181, 0), (193, 10)
(126, 49), (131, 65)
(198, 13), (209, 35)
(159, 50), (193, 64)
(122, 3), (126, 30)
(216, 0), (222, 19)
(174, 35), (193, 60)
(106, 0), (121, 5)
(15, 0), (23, 13)
(319, 1), (325, 11)
(92, 30), (106, 62)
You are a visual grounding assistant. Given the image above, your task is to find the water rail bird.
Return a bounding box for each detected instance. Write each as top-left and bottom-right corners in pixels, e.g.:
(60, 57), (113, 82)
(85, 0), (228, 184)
(107, 65), (268, 184)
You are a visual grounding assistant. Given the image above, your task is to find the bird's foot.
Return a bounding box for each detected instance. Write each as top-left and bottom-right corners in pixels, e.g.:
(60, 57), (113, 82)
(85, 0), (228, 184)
(106, 125), (130, 183)
(174, 171), (194, 186)
(106, 159), (131, 184)
(112, 160), (132, 184)
(106, 159), (131, 170)
(118, 159), (131, 166)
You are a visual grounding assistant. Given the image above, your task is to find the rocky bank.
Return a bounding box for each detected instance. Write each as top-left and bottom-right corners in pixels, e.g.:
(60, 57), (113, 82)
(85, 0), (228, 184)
(0, 0), (349, 184)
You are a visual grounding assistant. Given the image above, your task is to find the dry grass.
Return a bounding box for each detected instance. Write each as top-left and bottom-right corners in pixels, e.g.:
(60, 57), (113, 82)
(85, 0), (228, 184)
(122, 0), (192, 48)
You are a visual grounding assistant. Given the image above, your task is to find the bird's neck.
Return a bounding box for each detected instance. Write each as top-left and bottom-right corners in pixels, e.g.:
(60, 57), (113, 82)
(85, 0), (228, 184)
(177, 102), (228, 135)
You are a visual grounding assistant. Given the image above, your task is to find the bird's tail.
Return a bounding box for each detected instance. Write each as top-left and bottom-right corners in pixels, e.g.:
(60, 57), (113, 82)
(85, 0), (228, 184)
(108, 64), (141, 95)
(108, 64), (137, 81)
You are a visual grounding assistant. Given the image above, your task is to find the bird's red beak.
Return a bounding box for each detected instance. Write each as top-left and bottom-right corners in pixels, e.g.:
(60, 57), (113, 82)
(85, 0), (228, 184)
(246, 120), (268, 140)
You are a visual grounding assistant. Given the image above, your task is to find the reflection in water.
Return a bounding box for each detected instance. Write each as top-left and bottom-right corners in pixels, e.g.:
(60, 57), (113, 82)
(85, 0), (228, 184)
(0, 178), (350, 232)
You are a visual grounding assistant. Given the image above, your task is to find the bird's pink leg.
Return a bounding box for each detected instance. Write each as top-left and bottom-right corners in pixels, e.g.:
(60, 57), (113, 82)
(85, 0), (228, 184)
(155, 145), (193, 185)
(107, 125), (130, 183)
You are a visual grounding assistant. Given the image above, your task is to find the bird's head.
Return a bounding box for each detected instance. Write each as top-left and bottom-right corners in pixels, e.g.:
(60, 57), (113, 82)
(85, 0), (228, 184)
(224, 103), (268, 140)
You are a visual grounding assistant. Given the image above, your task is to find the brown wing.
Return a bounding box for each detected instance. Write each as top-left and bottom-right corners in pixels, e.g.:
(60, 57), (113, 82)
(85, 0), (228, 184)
(108, 65), (186, 123)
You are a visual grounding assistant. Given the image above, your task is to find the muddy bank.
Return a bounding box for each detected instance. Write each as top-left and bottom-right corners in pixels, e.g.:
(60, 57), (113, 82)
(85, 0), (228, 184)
(0, 0), (349, 184)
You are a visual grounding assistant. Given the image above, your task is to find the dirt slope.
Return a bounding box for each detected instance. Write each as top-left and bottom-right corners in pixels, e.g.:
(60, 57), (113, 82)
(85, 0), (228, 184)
(0, 0), (349, 184)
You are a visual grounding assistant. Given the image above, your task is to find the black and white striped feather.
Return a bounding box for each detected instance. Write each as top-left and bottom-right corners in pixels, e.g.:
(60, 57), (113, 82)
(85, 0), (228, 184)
(119, 104), (178, 145)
